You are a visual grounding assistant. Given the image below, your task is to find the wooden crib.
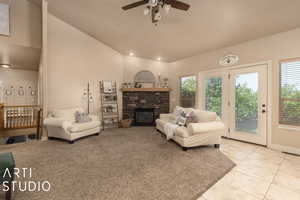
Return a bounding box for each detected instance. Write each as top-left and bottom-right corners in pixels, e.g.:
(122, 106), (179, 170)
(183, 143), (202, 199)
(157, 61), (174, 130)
(0, 104), (42, 139)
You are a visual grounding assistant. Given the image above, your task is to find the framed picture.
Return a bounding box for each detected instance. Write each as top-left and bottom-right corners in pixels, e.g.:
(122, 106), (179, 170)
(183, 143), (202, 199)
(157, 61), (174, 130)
(103, 80), (113, 93)
(0, 3), (10, 36)
(140, 82), (154, 88)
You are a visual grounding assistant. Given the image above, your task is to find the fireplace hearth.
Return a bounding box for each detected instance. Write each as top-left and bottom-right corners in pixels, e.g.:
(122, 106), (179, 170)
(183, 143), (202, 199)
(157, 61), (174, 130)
(122, 91), (170, 126)
(134, 108), (155, 126)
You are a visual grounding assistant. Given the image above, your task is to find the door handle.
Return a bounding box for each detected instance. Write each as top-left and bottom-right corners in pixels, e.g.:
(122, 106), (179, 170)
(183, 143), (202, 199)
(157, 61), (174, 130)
(262, 109), (266, 113)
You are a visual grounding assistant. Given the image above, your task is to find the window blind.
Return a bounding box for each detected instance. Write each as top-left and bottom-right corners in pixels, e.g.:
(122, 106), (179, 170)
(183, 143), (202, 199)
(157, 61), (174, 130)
(280, 60), (300, 126)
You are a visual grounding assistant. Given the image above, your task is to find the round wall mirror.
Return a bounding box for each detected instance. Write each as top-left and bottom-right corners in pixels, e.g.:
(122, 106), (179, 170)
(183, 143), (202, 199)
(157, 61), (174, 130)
(134, 70), (156, 83)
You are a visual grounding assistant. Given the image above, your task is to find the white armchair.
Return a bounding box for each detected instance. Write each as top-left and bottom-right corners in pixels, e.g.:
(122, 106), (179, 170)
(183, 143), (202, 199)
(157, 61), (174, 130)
(156, 108), (225, 151)
(44, 108), (101, 144)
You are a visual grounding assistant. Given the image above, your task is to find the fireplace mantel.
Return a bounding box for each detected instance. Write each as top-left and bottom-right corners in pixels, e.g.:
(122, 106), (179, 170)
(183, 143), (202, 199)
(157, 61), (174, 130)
(121, 88), (171, 92)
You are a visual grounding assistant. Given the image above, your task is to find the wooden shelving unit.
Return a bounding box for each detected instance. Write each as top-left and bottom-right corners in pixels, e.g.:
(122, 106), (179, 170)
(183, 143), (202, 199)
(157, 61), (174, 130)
(100, 81), (119, 130)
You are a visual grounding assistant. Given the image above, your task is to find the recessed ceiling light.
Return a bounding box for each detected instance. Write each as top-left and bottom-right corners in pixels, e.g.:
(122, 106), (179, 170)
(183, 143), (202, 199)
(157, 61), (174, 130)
(1, 64), (10, 69)
(129, 52), (134, 56)
(157, 57), (161, 61)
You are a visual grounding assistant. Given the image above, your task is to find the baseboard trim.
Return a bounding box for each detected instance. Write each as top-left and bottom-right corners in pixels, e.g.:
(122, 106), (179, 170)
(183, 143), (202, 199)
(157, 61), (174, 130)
(269, 144), (300, 156)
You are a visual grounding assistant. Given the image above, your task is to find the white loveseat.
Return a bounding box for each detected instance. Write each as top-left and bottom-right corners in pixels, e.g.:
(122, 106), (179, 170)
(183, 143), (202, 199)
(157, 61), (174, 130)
(44, 108), (101, 144)
(156, 107), (225, 151)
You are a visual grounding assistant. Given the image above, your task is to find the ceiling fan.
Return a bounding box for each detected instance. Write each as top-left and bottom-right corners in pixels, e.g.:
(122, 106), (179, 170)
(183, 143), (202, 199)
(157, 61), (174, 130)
(122, 0), (190, 25)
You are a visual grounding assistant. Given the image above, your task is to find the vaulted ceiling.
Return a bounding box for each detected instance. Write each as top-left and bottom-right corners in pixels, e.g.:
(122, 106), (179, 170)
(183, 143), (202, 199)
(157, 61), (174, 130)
(48, 0), (300, 62)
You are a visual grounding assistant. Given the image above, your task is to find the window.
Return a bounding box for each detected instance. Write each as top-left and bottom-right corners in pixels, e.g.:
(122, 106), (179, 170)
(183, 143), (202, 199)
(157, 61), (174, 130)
(0, 3), (10, 36)
(180, 76), (197, 108)
(280, 59), (300, 126)
(205, 77), (222, 117)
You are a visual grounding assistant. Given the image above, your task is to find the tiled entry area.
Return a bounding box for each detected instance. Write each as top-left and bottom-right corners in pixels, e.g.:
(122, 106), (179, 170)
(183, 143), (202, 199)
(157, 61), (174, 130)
(198, 139), (300, 200)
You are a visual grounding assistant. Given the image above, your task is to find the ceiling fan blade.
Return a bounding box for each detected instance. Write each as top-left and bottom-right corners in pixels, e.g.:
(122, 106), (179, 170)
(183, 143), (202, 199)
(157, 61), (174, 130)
(170, 0), (190, 11)
(122, 0), (148, 10)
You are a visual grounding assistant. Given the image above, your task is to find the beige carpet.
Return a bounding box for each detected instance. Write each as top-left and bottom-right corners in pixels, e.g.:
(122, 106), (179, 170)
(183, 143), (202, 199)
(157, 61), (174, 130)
(0, 127), (235, 200)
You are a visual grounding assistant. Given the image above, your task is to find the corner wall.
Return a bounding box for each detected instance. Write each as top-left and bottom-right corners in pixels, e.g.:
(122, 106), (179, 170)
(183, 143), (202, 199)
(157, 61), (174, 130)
(47, 14), (124, 114)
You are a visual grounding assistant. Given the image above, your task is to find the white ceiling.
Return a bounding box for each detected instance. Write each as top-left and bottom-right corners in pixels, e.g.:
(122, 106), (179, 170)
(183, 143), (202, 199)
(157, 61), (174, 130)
(48, 0), (300, 62)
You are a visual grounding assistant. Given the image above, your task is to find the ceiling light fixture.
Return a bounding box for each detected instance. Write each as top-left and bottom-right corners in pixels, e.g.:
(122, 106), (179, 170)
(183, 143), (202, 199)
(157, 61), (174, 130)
(157, 57), (161, 61)
(143, 6), (150, 15)
(1, 64), (11, 69)
(122, 0), (190, 25)
(129, 52), (134, 56)
(164, 4), (171, 14)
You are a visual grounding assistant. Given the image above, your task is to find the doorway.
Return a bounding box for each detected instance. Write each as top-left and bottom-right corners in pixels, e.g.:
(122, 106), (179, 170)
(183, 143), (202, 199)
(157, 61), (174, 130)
(228, 65), (268, 145)
(200, 64), (269, 145)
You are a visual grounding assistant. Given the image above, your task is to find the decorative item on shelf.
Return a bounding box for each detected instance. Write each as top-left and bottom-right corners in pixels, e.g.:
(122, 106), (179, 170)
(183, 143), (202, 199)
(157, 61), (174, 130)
(122, 83), (128, 89)
(162, 78), (169, 88)
(83, 82), (93, 114)
(134, 82), (142, 88)
(100, 80), (119, 130)
(140, 83), (154, 88)
(103, 80), (113, 93)
(157, 72), (162, 88)
(123, 82), (133, 88)
(134, 70), (156, 88)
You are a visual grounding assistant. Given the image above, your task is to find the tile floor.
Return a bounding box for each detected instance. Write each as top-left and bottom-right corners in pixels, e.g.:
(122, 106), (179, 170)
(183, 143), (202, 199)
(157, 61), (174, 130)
(198, 138), (300, 200)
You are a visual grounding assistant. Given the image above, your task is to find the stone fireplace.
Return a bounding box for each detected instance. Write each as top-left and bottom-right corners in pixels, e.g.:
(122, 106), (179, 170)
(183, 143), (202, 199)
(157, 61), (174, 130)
(122, 89), (170, 126)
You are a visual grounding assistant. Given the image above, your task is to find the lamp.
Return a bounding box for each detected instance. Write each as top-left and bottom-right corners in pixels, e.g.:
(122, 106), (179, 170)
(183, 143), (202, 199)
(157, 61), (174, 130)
(83, 82), (93, 114)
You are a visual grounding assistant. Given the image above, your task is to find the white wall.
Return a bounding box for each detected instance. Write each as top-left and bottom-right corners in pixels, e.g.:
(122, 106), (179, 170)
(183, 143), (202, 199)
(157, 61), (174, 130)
(47, 14), (124, 115)
(169, 28), (300, 151)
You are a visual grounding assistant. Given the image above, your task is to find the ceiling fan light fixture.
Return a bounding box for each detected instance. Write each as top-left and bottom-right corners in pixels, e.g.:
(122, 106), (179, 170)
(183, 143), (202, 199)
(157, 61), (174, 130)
(149, 0), (158, 6)
(143, 6), (150, 15)
(154, 12), (162, 21)
(122, 0), (190, 25)
(219, 55), (239, 66)
(164, 4), (171, 14)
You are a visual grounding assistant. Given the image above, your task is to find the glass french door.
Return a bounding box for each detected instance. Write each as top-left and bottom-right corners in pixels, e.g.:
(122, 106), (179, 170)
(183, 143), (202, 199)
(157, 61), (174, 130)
(228, 65), (268, 145)
(201, 72), (228, 136)
(204, 76), (223, 117)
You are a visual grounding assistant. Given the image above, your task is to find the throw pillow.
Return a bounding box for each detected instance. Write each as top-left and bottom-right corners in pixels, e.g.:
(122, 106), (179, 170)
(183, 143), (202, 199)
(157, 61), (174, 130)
(174, 106), (184, 117)
(193, 110), (217, 123)
(185, 111), (198, 126)
(175, 110), (187, 126)
(75, 111), (92, 123)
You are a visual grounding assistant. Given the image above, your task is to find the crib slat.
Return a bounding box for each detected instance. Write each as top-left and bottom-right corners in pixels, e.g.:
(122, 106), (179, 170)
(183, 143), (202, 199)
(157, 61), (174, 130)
(0, 104), (3, 130)
(2, 105), (41, 129)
